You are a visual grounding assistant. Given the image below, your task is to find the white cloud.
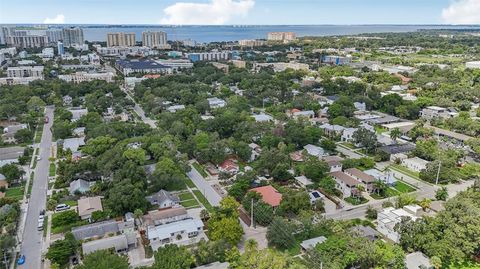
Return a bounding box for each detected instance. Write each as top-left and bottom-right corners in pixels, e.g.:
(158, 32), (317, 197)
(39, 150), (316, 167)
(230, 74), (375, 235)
(43, 14), (65, 24)
(160, 0), (255, 25)
(442, 0), (480, 24)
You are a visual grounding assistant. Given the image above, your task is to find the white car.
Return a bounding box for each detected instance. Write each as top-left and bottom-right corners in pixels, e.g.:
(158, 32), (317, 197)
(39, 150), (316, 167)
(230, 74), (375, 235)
(55, 204), (70, 212)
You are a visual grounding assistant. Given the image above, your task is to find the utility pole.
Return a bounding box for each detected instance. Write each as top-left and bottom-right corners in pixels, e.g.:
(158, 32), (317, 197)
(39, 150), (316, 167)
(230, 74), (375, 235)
(435, 161), (442, 185)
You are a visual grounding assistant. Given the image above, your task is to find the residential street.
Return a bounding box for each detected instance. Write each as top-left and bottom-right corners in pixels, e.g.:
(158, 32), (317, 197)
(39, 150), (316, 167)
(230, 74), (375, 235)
(187, 164), (222, 206)
(121, 86), (157, 128)
(19, 107), (54, 269)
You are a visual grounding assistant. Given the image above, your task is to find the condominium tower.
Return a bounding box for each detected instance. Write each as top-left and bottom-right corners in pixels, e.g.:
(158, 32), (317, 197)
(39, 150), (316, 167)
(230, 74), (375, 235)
(142, 31), (169, 49)
(107, 33), (136, 47)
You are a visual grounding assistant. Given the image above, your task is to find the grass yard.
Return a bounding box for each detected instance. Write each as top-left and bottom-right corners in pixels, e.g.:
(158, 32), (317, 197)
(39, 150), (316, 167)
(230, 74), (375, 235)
(5, 186), (24, 198)
(345, 196), (368, 205)
(63, 200), (78, 207)
(49, 163), (56, 177)
(370, 188), (400, 199)
(390, 165), (420, 180)
(193, 190), (214, 212)
(185, 178), (196, 188)
(179, 192), (195, 201)
(192, 162), (208, 178)
(394, 181), (416, 193)
(180, 199), (200, 208)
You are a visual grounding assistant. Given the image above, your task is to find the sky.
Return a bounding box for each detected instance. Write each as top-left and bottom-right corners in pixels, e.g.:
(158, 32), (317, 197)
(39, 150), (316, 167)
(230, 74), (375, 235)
(1, 0), (480, 25)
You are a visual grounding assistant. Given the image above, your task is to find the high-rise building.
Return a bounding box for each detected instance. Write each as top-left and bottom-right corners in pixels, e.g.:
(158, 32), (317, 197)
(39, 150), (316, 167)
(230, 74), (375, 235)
(267, 32), (296, 42)
(62, 27), (84, 47)
(57, 41), (65, 55)
(47, 29), (64, 44)
(142, 31), (169, 49)
(0, 26), (15, 45)
(107, 33), (136, 47)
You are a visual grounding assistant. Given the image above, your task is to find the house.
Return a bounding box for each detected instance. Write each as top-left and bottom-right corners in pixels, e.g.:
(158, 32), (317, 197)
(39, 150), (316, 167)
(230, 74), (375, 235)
(294, 175), (313, 187)
(329, 171), (361, 198)
(291, 110), (315, 119)
(251, 114), (273, 123)
(308, 191), (324, 205)
(166, 105), (186, 113)
(69, 179), (92, 194)
(321, 156), (343, 172)
(354, 102), (366, 111)
(0, 146), (24, 167)
(248, 143), (261, 161)
(68, 108), (88, 122)
(376, 206), (420, 242)
(82, 232), (137, 255)
(72, 127), (86, 137)
(142, 207), (189, 226)
(341, 128), (357, 143)
(363, 169), (397, 186)
(250, 185), (282, 207)
(289, 151), (304, 162)
(72, 216), (134, 240)
(401, 157), (430, 173)
(350, 225), (380, 241)
(207, 97), (226, 109)
(146, 189), (180, 209)
(62, 137), (85, 152)
(0, 174), (8, 189)
(218, 159), (239, 175)
(420, 106), (458, 120)
(194, 262), (230, 269)
(378, 143), (415, 156)
(381, 122), (415, 134)
(77, 196), (103, 220)
(344, 168), (375, 193)
(319, 124), (345, 137)
(300, 236), (327, 251)
(303, 144), (326, 158)
(147, 218), (205, 250)
(405, 252), (433, 269)
(2, 124), (27, 143)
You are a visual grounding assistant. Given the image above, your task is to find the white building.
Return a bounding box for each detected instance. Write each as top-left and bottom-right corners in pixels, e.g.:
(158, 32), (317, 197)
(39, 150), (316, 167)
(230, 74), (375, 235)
(295, 175), (313, 187)
(166, 105), (186, 113)
(251, 114), (273, 123)
(58, 72), (114, 83)
(303, 144), (326, 158)
(0, 77), (40, 85)
(330, 171), (361, 198)
(7, 66), (44, 78)
(253, 62), (309, 72)
(363, 169), (397, 185)
(157, 59), (193, 70)
(466, 61), (480, 69)
(420, 106), (458, 120)
(147, 218), (205, 250)
(142, 31), (169, 49)
(267, 32), (296, 42)
(377, 205), (421, 242)
(41, 47), (54, 58)
(207, 97), (227, 109)
(401, 157), (430, 173)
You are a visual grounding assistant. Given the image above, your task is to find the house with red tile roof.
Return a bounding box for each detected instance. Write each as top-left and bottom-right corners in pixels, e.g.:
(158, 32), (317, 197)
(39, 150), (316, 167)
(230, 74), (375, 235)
(250, 185), (283, 207)
(218, 159), (239, 175)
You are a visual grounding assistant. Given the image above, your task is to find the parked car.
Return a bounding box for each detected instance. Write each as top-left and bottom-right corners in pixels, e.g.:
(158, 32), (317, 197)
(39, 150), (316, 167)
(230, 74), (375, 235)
(55, 204), (70, 212)
(37, 221), (43, 231)
(17, 255), (25, 265)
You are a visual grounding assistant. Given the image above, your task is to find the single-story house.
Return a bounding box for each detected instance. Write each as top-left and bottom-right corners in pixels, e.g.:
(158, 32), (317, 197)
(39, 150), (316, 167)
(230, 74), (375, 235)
(68, 108), (88, 122)
(303, 144), (326, 158)
(69, 179), (92, 194)
(377, 206), (420, 242)
(218, 159), (239, 174)
(309, 191), (324, 205)
(350, 225), (381, 241)
(0, 146), (24, 167)
(146, 189), (180, 209)
(249, 143), (261, 161)
(319, 124), (345, 137)
(405, 252), (433, 269)
(82, 232), (137, 255)
(194, 262), (230, 269)
(251, 114), (273, 123)
(61, 137), (85, 153)
(77, 196), (103, 220)
(72, 220), (119, 240)
(207, 97), (227, 109)
(166, 105), (186, 113)
(378, 143), (415, 156)
(401, 157), (430, 173)
(294, 175), (313, 187)
(250, 185), (282, 207)
(300, 236), (327, 251)
(289, 151), (304, 162)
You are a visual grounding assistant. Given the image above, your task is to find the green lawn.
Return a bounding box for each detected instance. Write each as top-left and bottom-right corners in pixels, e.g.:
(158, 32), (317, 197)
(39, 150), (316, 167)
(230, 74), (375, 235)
(63, 200), (78, 207)
(34, 125), (44, 143)
(192, 162), (208, 177)
(179, 192), (195, 201)
(180, 199), (200, 208)
(43, 216), (49, 237)
(185, 178), (196, 188)
(193, 190), (214, 212)
(390, 165), (420, 179)
(370, 188), (399, 199)
(49, 163), (56, 177)
(5, 187), (24, 198)
(345, 196), (368, 205)
(394, 181), (416, 193)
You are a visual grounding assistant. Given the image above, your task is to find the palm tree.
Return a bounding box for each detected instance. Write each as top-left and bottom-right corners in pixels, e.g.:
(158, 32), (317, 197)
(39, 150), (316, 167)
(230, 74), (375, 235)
(390, 127), (402, 144)
(373, 180), (387, 196)
(200, 209), (210, 221)
(418, 198), (431, 211)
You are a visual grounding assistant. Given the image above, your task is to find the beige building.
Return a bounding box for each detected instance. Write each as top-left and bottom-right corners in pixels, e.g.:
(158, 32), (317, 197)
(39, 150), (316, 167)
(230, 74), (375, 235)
(107, 32), (136, 47)
(142, 31), (169, 49)
(58, 72), (114, 83)
(238, 39), (266, 47)
(267, 32), (296, 42)
(78, 196), (103, 220)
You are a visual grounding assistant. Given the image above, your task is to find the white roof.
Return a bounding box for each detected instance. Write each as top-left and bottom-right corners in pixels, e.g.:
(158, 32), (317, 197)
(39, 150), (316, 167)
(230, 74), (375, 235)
(147, 218), (203, 240)
(300, 236), (327, 250)
(252, 114), (273, 122)
(63, 137), (85, 152)
(295, 175), (313, 186)
(303, 144), (324, 157)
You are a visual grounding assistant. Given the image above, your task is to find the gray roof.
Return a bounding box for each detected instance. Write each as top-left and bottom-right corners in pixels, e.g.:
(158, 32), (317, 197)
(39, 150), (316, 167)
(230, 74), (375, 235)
(82, 232), (137, 255)
(351, 225), (380, 240)
(0, 146), (25, 161)
(379, 143), (415, 154)
(71, 220), (119, 240)
(69, 179), (91, 194)
(300, 236), (327, 250)
(146, 189), (179, 206)
(117, 59), (169, 70)
(405, 252), (432, 269)
(62, 137), (85, 152)
(194, 262), (230, 269)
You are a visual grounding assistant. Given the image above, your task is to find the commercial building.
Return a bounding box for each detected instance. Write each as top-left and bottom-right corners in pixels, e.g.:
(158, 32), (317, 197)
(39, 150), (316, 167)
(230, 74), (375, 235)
(62, 27), (85, 47)
(7, 66), (44, 78)
(157, 59), (194, 70)
(57, 41), (65, 55)
(142, 31), (169, 49)
(58, 72), (114, 83)
(322, 55), (352, 65)
(96, 46), (157, 57)
(0, 77), (40, 86)
(107, 33), (136, 47)
(115, 59), (172, 76)
(267, 32), (296, 42)
(186, 51), (231, 62)
(238, 39), (267, 47)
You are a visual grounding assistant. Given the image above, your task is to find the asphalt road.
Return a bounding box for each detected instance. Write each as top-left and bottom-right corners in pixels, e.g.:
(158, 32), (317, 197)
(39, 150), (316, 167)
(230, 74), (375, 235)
(187, 164), (222, 206)
(20, 107), (54, 269)
(121, 86), (157, 129)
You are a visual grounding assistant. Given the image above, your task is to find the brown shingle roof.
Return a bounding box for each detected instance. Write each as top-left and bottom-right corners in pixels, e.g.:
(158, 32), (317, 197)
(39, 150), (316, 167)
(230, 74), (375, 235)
(345, 168), (375, 183)
(329, 171), (360, 187)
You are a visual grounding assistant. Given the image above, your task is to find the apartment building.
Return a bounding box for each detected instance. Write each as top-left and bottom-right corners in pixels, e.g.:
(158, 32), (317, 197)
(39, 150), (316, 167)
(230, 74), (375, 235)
(107, 32), (136, 47)
(7, 66), (44, 78)
(142, 31), (169, 49)
(267, 32), (296, 42)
